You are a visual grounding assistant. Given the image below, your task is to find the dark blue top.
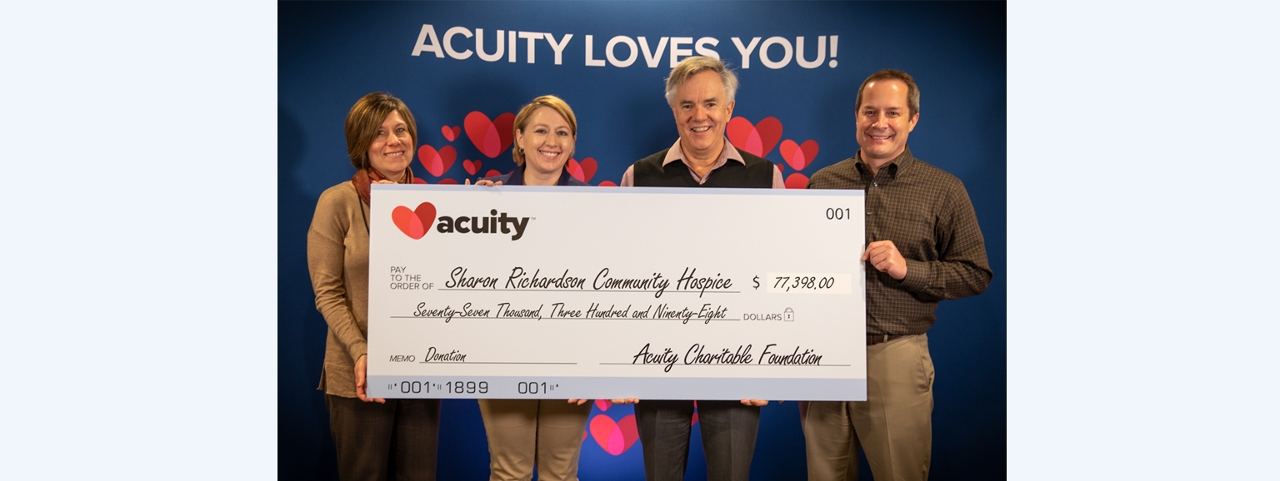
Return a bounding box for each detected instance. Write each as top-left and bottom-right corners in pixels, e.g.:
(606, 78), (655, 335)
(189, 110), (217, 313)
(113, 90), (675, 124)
(489, 163), (589, 186)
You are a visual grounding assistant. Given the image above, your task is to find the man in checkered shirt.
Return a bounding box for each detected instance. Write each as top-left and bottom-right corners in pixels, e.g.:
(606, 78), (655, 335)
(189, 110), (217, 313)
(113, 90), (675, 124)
(801, 69), (993, 481)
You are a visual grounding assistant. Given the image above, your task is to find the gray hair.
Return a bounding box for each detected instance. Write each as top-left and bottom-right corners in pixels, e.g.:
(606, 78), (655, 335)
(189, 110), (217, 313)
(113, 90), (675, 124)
(664, 56), (739, 105)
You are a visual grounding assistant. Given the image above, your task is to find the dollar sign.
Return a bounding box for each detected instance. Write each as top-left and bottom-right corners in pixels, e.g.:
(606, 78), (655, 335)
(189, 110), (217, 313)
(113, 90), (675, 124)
(753, 276), (760, 289)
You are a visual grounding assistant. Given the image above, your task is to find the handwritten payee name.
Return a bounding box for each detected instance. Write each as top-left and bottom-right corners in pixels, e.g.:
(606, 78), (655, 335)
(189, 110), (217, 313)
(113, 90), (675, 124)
(445, 266), (732, 298)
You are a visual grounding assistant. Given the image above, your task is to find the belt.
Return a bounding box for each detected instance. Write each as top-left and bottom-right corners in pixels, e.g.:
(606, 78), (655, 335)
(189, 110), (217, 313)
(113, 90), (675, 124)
(867, 334), (909, 345)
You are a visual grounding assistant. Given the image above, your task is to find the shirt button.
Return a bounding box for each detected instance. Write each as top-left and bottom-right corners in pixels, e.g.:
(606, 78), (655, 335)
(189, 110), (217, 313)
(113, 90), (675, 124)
(872, 182), (878, 187)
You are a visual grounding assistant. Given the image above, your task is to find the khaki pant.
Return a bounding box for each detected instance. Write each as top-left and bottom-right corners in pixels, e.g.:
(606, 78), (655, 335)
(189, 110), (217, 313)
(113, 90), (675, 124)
(800, 334), (935, 481)
(477, 399), (592, 481)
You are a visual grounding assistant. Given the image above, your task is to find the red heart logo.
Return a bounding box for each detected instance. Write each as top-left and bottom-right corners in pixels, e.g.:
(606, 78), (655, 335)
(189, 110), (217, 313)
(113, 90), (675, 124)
(417, 145), (456, 177)
(589, 414), (639, 455)
(779, 139), (820, 171)
(463, 159), (482, 176)
(441, 125), (460, 142)
(785, 172), (810, 189)
(464, 111), (516, 158)
(597, 181), (618, 187)
(390, 202), (436, 239)
(567, 157), (598, 183)
(726, 116), (783, 158)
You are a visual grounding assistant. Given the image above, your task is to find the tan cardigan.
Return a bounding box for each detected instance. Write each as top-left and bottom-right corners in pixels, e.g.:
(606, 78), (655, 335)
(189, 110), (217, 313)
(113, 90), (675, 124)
(307, 181), (372, 398)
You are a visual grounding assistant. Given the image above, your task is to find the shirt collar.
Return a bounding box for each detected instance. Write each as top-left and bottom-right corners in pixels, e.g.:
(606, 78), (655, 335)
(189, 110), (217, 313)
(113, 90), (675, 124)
(662, 138), (746, 168)
(855, 146), (915, 178)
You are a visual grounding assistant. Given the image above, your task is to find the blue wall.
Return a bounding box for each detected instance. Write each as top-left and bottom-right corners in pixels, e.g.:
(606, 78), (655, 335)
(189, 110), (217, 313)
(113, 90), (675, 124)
(279, 2), (1005, 479)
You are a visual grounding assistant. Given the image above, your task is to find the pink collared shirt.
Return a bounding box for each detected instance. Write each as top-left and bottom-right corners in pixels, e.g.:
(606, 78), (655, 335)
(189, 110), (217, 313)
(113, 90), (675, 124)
(620, 139), (786, 188)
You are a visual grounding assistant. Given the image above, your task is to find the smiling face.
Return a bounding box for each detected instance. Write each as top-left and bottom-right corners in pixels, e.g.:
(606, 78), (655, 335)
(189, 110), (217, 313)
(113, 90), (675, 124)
(367, 110), (414, 180)
(855, 79), (919, 167)
(515, 106), (575, 182)
(671, 70), (735, 164)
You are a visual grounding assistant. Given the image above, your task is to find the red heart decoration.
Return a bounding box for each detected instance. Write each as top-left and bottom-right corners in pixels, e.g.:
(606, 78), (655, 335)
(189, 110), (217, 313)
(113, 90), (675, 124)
(390, 202), (436, 240)
(726, 116), (783, 158)
(417, 145), (456, 177)
(437, 178), (459, 185)
(785, 172), (810, 189)
(412, 177), (426, 184)
(594, 399), (612, 411)
(776, 162), (785, 172)
(597, 181), (618, 187)
(441, 125), (460, 142)
(566, 157), (598, 183)
(463, 159), (482, 176)
(779, 139), (820, 171)
(464, 111), (516, 158)
(589, 414), (639, 455)
(484, 169), (502, 178)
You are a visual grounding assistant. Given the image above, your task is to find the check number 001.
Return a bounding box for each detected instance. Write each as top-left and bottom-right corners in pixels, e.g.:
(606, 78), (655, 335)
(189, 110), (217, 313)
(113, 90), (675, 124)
(825, 208), (852, 220)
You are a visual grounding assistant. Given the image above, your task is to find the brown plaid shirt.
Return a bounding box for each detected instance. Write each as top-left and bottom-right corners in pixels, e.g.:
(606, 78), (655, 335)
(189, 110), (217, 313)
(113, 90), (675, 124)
(807, 147), (992, 335)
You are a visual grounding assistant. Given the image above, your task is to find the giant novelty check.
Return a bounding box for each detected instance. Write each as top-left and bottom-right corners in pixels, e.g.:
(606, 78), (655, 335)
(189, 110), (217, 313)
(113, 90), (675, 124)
(367, 184), (866, 400)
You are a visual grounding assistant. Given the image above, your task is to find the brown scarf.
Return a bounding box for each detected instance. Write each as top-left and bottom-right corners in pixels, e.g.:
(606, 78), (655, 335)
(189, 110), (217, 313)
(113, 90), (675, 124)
(351, 167), (415, 206)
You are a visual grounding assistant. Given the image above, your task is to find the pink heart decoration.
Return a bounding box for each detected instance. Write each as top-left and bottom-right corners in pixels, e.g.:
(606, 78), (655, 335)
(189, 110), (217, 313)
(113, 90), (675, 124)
(390, 202), (436, 240)
(589, 414), (639, 455)
(595, 399), (613, 411)
(441, 125), (460, 142)
(567, 157), (598, 183)
(726, 116), (783, 158)
(418, 145), (456, 177)
(463, 159), (482, 176)
(785, 172), (810, 189)
(464, 111), (516, 158)
(779, 139), (820, 171)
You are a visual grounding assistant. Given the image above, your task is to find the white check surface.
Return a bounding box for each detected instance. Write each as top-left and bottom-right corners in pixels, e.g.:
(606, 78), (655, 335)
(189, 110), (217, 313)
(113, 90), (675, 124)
(367, 184), (866, 400)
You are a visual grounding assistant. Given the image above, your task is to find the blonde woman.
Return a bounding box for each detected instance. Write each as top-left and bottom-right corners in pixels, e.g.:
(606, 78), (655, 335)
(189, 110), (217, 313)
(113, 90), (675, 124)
(475, 95), (591, 481)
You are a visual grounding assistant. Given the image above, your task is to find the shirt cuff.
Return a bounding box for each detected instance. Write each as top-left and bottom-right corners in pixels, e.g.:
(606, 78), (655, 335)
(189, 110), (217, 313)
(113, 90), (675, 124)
(898, 258), (929, 291)
(349, 340), (368, 364)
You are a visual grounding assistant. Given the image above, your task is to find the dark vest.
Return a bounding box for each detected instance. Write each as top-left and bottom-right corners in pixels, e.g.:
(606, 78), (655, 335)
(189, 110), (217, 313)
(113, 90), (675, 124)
(631, 148), (774, 188)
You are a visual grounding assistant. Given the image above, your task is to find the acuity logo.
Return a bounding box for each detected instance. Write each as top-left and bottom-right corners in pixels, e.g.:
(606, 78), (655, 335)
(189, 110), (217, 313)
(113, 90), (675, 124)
(391, 203), (436, 239)
(391, 202), (531, 241)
